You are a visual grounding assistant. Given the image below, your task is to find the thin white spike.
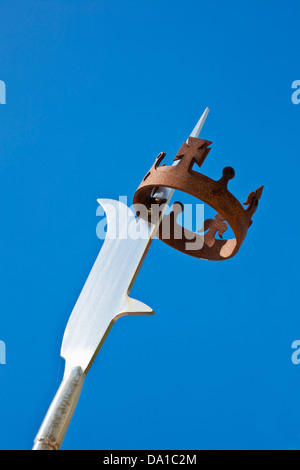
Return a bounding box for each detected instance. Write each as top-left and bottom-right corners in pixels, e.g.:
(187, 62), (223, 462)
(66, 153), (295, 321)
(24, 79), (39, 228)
(153, 108), (210, 201)
(188, 107), (210, 141)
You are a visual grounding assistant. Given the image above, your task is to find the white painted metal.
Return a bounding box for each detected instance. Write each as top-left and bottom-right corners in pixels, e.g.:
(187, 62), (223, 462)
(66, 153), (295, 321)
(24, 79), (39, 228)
(61, 200), (155, 375)
(32, 108), (210, 450)
(62, 107), (209, 375)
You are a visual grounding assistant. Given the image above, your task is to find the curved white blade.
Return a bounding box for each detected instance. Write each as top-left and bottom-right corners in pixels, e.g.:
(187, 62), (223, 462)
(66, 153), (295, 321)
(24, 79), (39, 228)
(61, 110), (210, 375)
(61, 199), (154, 375)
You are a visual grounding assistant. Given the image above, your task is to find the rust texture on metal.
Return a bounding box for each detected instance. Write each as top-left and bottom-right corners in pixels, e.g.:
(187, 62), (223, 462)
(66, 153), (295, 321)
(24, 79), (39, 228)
(133, 137), (263, 261)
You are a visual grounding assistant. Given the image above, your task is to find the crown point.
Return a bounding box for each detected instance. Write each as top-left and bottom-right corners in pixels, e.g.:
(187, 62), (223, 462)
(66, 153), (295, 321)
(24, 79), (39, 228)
(223, 166), (235, 179)
(219, 166), (235, 187)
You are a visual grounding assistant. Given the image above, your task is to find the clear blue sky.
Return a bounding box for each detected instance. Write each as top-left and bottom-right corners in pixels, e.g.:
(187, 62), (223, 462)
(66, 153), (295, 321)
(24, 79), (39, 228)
(0, 0), (300, 450)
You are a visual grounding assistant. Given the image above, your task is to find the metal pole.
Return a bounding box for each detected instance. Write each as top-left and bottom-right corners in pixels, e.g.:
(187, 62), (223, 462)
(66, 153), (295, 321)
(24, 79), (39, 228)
(33, 367), (85, 450)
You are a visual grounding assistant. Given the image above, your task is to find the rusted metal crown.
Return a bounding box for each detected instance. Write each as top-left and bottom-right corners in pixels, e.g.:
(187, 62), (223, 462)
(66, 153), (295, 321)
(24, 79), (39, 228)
(133, 137), (263, 261)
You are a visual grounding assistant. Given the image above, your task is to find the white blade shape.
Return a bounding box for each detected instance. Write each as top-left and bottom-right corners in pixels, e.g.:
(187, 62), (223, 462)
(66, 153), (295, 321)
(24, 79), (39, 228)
(61, 107), (210, 375)
(61, 108), (209, 373)
(61, 199), (155, 375)
(33, 109), (210, 450)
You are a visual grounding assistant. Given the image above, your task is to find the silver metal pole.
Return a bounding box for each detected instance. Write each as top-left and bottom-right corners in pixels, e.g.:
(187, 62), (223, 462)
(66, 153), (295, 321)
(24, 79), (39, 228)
(32, 367), (85, 450)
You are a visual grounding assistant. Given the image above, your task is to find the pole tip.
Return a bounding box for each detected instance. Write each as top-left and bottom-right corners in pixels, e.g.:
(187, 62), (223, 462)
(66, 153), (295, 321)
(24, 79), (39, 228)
(189, 107), (210, 140)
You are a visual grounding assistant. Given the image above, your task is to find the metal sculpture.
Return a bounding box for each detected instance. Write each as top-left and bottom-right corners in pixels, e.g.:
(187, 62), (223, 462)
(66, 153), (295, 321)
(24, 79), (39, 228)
(32, 108), (263, 450)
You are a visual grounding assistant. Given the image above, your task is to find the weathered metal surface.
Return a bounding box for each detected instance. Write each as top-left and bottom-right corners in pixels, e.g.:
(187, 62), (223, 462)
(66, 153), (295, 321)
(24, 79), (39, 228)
(33, 367), (85, 450)
(133, 136), (263, 261)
